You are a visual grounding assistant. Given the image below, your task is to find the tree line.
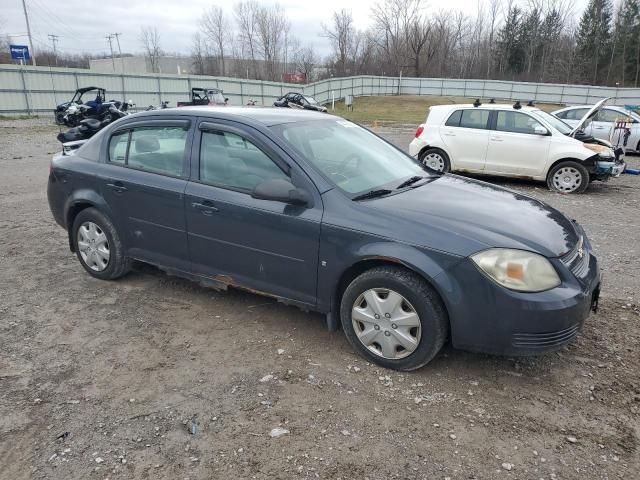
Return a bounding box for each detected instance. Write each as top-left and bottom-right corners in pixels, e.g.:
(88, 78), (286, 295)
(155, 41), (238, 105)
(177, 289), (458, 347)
(2, 0), (639, 87)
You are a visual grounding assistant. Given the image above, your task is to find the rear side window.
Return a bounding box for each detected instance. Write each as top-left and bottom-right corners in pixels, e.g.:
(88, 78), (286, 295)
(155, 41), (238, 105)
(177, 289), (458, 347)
(109, 131), (129, 164)
(200, 130), (289, 192)
(564, 108), (589, 120)
(108, 126), (188, 177)
(459, 109), (490, 129)
(445, 110), (462, 127)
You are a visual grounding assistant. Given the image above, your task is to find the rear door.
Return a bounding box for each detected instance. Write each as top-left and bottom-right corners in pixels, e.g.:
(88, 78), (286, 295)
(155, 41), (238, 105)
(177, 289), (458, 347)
(439, 108), (490, 172)
(484, 110), (551, 177)
(184, 120), (322, 306)
(97, 119), (193, 270)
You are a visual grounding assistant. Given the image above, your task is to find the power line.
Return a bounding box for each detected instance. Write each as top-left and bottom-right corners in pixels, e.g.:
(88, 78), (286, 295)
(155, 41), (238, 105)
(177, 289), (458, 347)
(47, 34), (59, 65)
(105, 34), (116, 72)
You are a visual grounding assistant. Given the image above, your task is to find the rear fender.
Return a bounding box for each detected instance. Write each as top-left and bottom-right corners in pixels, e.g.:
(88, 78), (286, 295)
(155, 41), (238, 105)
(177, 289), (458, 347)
(63, 189), (115, 251)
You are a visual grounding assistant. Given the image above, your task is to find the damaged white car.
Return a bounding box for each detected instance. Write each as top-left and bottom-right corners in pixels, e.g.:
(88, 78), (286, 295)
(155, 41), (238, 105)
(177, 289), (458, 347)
(409, 99), (625, 193)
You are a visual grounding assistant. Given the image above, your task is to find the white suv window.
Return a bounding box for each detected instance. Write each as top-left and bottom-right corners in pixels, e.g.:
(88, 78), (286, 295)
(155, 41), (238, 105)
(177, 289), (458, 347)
(459, 109), (490, 129)
(496, 111), (544, 135)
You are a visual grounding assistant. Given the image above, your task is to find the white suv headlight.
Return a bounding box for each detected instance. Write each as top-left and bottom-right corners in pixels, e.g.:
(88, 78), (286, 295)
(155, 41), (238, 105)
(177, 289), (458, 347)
(471, 248), (561, 292)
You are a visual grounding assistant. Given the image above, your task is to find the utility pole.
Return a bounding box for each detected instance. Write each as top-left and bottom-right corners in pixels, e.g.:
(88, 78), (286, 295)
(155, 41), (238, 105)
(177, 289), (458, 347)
(48, 34), (59, 66)
(21, 0), (37, 66)
(106, 34), (116, 72)
(112, 32), (124, 73)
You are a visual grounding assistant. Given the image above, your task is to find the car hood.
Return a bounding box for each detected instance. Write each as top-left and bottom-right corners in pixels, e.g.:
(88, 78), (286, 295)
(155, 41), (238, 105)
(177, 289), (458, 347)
(570, 97), (610, 137)
(363, 175), (579, 258)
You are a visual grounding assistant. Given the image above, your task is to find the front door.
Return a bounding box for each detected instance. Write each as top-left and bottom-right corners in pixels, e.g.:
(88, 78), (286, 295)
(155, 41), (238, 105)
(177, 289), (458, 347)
(97, 120), (192, 270)
(185, 121), (322, 306)
(484, 110), (550, 177)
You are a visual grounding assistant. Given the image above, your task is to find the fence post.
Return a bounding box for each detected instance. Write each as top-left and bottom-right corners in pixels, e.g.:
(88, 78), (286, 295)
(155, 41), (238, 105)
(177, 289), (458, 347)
(157, 76), (162, 104)
(19, 68), (31, 115)
(260, 81), (264, 106)
(240, 81), (244, 105)
(121, 74), (126, 103)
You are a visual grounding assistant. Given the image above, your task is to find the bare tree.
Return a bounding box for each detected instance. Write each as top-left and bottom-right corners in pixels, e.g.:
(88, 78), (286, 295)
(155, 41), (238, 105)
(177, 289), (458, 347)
(234, 1), (260, 79)
(191, 32), (206, 75)
(139, 26), (162, 73)
(322, 9), (357, 76)
(201, 6), (230, 76)
(294, 44), (317, 82)
(255, 3), (289, 81)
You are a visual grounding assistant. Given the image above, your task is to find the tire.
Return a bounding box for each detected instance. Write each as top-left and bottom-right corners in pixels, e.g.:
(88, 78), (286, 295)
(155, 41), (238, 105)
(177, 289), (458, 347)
(71, 207), (131, 280)
(419, 148), (451, 173)
(340, 266), (448, 371)
(546, 161), (590, 194)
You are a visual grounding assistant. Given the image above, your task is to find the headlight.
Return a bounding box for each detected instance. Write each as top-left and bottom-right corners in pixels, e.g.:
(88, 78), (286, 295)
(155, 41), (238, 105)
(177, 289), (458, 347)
(583, 143), (614, 158)
(471, 249), (561, 292)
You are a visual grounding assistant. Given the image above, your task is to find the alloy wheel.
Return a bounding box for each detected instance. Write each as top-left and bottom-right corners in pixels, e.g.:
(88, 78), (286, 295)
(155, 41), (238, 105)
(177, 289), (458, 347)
(351, 288), (422, 360)
(77, 221), (110, 272)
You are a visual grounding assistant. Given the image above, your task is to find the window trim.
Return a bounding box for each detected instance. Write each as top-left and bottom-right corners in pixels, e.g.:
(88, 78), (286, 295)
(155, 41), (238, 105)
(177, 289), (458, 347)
(196, 123), (292, 195)
(451, 108), (491, 130)
(444, 109), (462, 127)
(106, 123), (190, 179)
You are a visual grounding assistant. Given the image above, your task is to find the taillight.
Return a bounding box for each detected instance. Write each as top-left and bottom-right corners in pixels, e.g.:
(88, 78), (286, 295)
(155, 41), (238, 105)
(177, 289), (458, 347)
(415, 125), (424, 138)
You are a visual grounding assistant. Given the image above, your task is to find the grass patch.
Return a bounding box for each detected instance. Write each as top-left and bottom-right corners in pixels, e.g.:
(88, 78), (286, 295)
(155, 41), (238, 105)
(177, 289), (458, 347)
(0, 114), (39, 120)
(330, 95), (564, 125)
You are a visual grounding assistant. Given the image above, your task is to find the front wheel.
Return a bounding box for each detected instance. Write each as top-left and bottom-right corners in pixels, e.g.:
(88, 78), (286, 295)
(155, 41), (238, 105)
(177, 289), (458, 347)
(546, 161), (589, 193)
(419, 148), (450, 173)
(340, 266), (448, 371)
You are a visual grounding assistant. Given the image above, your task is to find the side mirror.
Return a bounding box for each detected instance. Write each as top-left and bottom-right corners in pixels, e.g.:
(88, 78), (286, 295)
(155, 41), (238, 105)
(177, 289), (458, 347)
(534, 125), (549, 136)
(251, 178), (310, 206)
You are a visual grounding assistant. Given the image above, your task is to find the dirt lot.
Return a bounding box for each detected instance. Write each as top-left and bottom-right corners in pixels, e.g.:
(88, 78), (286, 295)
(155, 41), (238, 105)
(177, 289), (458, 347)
(1, 118), (639, 480)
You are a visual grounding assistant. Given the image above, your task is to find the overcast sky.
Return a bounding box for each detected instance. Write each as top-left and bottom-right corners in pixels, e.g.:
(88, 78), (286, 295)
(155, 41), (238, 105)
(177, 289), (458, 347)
(2, 0), (589, 59)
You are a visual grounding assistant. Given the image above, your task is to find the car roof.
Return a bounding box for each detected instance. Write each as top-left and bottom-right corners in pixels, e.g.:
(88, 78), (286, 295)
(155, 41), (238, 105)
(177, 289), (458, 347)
(430, 104), (541, 113)
(128, 106), (332, 126)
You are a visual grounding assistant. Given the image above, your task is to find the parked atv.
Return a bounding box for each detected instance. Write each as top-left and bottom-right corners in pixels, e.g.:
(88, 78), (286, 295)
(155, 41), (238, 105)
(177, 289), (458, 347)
(177, 88), (228, 107)
(54, 87), (108, 126)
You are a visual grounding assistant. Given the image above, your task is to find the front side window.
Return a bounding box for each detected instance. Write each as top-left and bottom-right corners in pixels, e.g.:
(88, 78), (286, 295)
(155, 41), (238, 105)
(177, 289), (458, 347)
(496, 111), (544, 135)
(596, 109), (631, 123)
(459, 109), (490, 129)
(200, 130), (289, 191)
(107, 126), (188, 177)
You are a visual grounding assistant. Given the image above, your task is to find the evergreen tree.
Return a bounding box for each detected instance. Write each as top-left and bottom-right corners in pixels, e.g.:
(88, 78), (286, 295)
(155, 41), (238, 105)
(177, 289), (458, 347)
(496, 5), (526, 76)
(613, 0), (640, 86)
(575, 0), (614, 84)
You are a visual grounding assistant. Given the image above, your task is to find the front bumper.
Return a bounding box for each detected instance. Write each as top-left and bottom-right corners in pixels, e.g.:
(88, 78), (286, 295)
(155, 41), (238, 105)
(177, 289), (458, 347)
(441, 237), (600, 356)
(594, 159), (625, 177)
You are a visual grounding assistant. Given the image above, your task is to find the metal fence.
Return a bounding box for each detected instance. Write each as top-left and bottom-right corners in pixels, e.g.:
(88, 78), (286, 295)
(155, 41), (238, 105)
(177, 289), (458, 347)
(1, 64), (640, 115)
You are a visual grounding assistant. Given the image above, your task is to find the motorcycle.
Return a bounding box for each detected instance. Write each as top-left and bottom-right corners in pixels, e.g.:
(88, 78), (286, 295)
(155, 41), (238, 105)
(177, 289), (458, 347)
(57, 102), (132, 144)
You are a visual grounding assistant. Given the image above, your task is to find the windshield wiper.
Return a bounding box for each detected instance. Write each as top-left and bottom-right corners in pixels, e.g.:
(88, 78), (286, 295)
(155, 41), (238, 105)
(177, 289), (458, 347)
(352, 189), (393, 201)
(396, 175), (425, 189)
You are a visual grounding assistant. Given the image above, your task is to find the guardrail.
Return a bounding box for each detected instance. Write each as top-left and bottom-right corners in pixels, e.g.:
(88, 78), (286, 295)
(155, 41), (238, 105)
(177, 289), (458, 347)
(1, 64), (639, 115)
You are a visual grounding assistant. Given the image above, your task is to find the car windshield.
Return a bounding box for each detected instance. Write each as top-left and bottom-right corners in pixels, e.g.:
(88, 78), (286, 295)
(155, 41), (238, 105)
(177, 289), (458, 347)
(272, 119), (432, 195)
(303, 96), (319, 105)
(530, 110), (573, 135)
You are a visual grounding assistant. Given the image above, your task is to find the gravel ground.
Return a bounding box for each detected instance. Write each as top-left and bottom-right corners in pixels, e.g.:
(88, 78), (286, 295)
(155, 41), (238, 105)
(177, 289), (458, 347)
(1, 118), (639, 480)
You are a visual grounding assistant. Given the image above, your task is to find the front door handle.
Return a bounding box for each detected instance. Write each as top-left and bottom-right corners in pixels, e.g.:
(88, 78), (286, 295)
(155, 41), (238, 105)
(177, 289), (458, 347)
(192, 200), (218, 215)
(442, 132), (456, 137)
(490, 137), (503, 142)
(106, 182), (127, 193)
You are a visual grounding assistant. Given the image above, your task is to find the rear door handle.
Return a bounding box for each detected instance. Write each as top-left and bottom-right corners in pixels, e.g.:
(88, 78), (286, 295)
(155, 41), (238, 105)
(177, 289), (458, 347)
(106, 182), (127, 192)
(490, 137), (503, 142)
(192, 200), (218, 215)
(442, 132), (456, 137)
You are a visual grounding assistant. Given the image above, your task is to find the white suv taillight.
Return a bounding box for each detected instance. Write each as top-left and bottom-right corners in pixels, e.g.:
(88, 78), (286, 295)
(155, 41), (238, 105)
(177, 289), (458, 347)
(415, 125), (424, 138)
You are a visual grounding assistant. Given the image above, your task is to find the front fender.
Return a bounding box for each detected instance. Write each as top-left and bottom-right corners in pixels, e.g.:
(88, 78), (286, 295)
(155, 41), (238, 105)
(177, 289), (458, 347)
(317, 225), (463, 316)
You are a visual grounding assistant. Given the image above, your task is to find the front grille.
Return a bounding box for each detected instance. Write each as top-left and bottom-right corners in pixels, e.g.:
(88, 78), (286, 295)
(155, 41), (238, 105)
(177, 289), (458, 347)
(512, 324), (580, 349)
(561, 235), (590, 279)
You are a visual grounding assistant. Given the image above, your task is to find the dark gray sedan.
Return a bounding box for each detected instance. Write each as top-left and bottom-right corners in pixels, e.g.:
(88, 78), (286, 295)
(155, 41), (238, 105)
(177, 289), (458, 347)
(47, 107), (600, 370)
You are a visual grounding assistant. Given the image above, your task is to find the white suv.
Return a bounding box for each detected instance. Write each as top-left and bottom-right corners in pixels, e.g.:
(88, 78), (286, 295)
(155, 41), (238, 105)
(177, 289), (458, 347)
(409, 101), (625, 193)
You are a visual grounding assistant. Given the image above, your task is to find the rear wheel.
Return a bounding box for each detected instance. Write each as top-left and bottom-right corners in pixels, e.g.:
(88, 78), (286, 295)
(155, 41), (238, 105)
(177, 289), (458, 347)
(546, 161), (589, 194)
(340, 266), (448, 371)
(419, 148), (450, 173)
(72, 208), (131, 280)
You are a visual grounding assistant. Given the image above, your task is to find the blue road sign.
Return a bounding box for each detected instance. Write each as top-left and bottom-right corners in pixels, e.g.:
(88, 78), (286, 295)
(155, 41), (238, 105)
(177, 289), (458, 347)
(10, 45), (30, 61)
